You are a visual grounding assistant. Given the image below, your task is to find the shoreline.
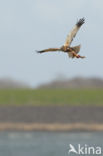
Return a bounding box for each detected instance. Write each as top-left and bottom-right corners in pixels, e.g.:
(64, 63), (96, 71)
(0, 123), (103, 131)
(0, 106), (103, 132)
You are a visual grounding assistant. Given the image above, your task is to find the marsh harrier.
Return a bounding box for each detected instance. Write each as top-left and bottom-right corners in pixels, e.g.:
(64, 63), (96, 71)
(37, 18), (85, 59)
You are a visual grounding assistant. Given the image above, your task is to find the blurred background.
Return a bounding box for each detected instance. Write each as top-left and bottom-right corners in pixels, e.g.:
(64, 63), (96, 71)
(0, 0), (103, 156)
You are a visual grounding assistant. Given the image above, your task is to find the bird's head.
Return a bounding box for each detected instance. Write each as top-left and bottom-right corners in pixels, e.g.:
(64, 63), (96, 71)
(77, 55), (80, 58)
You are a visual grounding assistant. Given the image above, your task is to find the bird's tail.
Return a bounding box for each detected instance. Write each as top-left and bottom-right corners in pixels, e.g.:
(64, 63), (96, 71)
(68, 45), (81, 58)
(71, 44), (81, 53)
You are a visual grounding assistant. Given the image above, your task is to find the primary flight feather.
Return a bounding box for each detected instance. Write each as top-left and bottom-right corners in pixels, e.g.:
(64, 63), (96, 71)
(37, 18), (85, 59)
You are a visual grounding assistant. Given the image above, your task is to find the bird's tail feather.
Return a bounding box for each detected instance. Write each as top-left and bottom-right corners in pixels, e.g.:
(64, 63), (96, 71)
(71, 44), (81, 54)
(68, 44), (81, 58)
(68, 52), (74, 58)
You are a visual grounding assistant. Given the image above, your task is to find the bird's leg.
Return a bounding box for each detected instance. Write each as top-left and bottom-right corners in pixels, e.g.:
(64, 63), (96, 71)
(72, 51), (85, 59)
(79, 55), (86, 58)
(71, 51), (79, 58)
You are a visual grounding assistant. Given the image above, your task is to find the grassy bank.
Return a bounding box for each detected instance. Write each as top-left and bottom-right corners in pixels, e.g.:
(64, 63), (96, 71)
(0, 89), (103, 106)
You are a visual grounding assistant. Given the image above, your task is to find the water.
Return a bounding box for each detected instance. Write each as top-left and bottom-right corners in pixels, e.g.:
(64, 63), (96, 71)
(0, 131), (103, 156)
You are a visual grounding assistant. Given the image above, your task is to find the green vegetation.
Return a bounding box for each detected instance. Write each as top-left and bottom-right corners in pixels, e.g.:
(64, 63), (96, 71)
(0, 89), (103, 106)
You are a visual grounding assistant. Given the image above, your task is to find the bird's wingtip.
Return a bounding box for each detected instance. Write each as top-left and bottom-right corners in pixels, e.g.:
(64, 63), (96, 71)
(76, 18), (85, 27)
(36, 50), (41, 53)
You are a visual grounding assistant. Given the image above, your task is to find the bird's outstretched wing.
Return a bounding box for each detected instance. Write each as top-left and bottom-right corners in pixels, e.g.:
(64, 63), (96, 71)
(64, 18), (85, 47)
(36, 48), (61, 53)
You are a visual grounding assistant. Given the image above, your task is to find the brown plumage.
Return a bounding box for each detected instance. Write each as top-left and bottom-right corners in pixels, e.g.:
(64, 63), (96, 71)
(37, 18), (85, 59)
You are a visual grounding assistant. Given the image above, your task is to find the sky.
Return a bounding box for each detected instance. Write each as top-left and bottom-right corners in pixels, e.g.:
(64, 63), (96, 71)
(0, 0), (103, 87)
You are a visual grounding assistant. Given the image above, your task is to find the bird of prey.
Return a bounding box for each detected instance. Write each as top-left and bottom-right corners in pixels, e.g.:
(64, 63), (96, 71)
(37, 18), (85, 59)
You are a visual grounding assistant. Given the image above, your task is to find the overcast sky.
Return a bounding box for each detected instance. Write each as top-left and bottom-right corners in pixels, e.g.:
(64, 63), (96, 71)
(0, 0), (103, 87)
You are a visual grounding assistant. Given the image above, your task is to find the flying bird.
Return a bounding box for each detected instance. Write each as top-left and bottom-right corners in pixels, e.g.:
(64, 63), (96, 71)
(37, 18), (85, 59)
